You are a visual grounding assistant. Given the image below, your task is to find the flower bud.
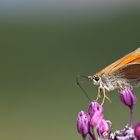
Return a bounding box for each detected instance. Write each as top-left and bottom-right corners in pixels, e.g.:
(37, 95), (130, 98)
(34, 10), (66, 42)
(98, 119), (110, 135)
(134, 122), (140, 138)
(120, 88), (137, 108)
(90, 112), (103, 127)
(88, 101), (104, 117)
(77, 111), (90, 137)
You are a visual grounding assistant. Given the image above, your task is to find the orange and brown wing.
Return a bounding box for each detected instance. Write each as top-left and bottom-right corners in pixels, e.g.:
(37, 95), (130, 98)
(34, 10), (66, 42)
(98, 48), (140, 77)
(117, 63), (140, 79)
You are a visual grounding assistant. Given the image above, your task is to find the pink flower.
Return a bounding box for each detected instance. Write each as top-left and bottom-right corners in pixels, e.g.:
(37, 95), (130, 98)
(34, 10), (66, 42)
(120, 88), (137, 107)
(134, 122), (140, 138)
(77, 111), (90, 138)
(90, 112), (103, 127)
(88, 101), (104, 117)
(98, 119), (110, 135)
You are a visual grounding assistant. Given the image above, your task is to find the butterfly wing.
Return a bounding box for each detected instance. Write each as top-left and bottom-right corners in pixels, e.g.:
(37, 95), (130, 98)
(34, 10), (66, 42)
(98, 48), (140, 77)
(113, 63), (140, 87)
(117, 63), (140, 79)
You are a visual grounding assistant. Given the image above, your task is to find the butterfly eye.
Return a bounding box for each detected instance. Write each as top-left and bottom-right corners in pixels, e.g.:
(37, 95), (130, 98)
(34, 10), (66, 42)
(94, 76), (99, 81)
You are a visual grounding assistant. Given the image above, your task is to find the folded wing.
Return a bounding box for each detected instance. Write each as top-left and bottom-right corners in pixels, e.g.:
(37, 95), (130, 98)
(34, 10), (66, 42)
(98, 48), (140, 77)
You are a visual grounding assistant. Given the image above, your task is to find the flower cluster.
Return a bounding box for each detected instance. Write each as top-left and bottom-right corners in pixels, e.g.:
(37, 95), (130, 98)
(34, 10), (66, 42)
(77, 101), (111, 140)
(77, 88), (140, 140)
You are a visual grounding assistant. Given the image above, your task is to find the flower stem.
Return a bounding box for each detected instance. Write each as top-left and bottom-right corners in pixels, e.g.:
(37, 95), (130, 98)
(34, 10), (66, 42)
(82, 135), (86, 140)
(89, 131), (94, 140)
(92, 127), (100, 140)
(130, 106), (134, 127)
(82, 136), (86, 140)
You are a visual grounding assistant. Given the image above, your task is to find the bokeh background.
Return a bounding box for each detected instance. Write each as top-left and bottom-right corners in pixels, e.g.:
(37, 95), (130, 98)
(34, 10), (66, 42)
(0, 0), (140, 140)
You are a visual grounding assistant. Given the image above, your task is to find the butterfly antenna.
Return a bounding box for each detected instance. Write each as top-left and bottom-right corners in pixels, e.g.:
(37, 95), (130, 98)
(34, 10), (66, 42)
(76, 75), (91, 102)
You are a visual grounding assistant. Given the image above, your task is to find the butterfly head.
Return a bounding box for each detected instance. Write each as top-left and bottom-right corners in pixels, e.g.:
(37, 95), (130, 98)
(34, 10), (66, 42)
(88, 75), (101, 86)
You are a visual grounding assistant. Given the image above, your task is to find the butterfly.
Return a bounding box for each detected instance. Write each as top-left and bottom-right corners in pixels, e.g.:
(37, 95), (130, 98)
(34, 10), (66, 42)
(86, 48), (140, 104)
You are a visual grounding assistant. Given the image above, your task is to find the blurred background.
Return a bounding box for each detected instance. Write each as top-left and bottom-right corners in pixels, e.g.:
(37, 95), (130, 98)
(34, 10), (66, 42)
(0, 0), (140, 139)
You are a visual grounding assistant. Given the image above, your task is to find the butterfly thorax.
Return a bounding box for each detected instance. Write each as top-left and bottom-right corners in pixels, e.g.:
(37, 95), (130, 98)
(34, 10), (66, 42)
(101, 75), (121, 91)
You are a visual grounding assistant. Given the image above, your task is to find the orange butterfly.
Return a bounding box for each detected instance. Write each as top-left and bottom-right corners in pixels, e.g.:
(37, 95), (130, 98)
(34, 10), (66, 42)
(88, 48), (140, 104)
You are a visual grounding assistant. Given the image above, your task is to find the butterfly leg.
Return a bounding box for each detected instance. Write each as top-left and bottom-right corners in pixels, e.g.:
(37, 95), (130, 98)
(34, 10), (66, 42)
(100, 87), (106, 105)
(116, 80), (124, 90)
(97, 86), (111, 105)
(96, 86), (105, 105)
(96, 87), (102, 101)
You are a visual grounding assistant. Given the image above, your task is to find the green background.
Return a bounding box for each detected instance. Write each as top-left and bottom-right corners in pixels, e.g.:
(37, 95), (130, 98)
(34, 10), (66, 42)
(0, 2), (140, 140)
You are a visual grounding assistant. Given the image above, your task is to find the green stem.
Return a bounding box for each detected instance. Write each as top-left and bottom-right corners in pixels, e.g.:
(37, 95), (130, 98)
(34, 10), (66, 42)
(130, 106), (134, 127)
